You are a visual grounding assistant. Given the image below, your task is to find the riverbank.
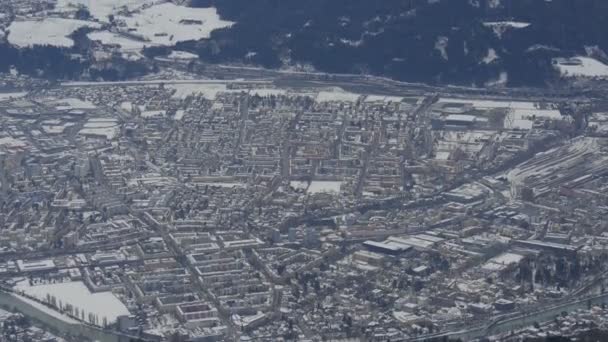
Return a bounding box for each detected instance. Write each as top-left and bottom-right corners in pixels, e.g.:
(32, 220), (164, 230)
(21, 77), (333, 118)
(0, 290), (134, 342)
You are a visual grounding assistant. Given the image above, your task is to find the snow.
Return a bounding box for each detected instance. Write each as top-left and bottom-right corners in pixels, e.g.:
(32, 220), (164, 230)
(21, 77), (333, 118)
(15, 280), (129, 324)
(507, 137), (598, 185)
(79, 118), (120, 139)
(483, 21), (530, 29)
(10, 293), (79, 324)
(445, 182), (488, 200)
(482, 48), (498, 64)
(435, 36), (449, 61)
(168, 50), (199, 60)
(174, 109), (186, 120)
(340, 38), (363, 47)
(62, 79), (255, 86)
(488, 0), (501, 8)
(0, 92), (27, 101)
(169, 83), (285, 100)
(55, 1), (232, 52)
(364, 95), (404, 103)
(42, 123), (75, 134)
(485, 71), (508, 87)
(482, 252), (524, 271)
(504, 107), (562, 130)
(249, 88), (287, 97)
(88, 31), (149, 51)
(290, 180), (342, 194)
(316, 88), (361, 102)
(289, 181), (308, 191)
(439, 98), (563, 130)
(307, 181), (342, 194)
(483, 21), (530, 38)
(169, 83), (227, 100)
(8, 18), (100, 48)
(554, 56), (608, 78)
(198, 182), (244, 188)
(0, 137), (28, 149)
(79, 127), (119, 139)
(51, 98), (97, 110)
(117, 3), (234, 46)
(491, 252), (524, 265)
(439, 98), (540, 110)
(120, 101), (133, 112)
(55, 0), (150, 22)
(83, 118), (118, 128)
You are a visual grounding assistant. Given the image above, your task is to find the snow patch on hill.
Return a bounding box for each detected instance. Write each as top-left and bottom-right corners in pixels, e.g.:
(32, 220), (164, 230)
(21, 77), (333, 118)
(55, 0), (151, 22)
(554, 56), (608, 78)
(483, 21), (530, 38)
(88, 31), (149, 51)
(116, 3), (234, 46)
(8, 18), (100, 48)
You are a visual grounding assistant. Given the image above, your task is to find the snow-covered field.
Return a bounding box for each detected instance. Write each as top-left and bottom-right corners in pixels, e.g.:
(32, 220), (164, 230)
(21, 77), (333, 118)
(8, 18), (100, 48)
(23, 1), (232, 52)
(316, 88), (361, 103)
(0, 92), (27, 101)
(15, 280), (129, 323)
(168, 83), (286, 100)
(554, 56), (608, 78)
(290, 180), (342, 194)
(55, 0), (150, 22)
(308, 181), (342, 194)
(50, 98), (97, 110)
(88, 31), (149, 51)
(79, 118), (120, 139)
(169, 83), (228, 100)
(250, 88), (286, 97)
(438, 98), (539, 110)
(364, 95), (404, 103)
(117, 3), (233, 46)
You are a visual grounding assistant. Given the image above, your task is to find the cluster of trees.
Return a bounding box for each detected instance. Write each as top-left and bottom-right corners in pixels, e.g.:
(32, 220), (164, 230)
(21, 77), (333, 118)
(184, 0), (608, 86)
(43, 293), (109, 327)
(0, 25), (151, 81)
(0, 41), (152, 81)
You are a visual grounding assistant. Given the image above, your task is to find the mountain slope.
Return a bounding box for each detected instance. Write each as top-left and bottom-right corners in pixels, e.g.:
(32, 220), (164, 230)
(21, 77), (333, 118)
(185, 0), (608, 86)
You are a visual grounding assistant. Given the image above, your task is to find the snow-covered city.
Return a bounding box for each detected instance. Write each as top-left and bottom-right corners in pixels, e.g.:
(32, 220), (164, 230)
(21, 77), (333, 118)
(3, 1), (608, 342)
